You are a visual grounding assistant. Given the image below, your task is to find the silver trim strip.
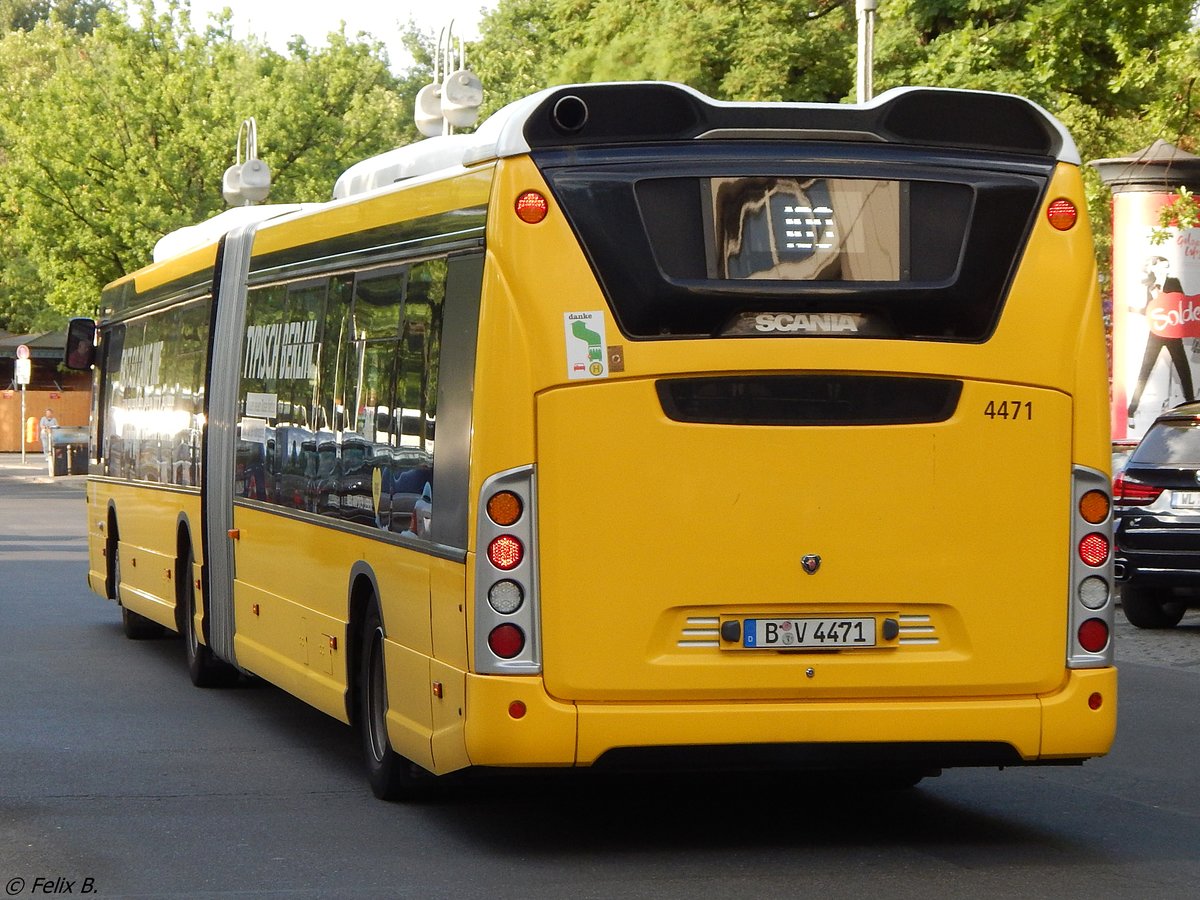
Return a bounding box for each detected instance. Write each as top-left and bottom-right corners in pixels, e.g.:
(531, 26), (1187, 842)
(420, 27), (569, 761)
(203, 224), (259, 665)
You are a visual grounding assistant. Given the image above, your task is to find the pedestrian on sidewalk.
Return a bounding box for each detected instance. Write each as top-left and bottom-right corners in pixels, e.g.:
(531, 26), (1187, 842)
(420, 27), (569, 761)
(39, 408), (58, 457)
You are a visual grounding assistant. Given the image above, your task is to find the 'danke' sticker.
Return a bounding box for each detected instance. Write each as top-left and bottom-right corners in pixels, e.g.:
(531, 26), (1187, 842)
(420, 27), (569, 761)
(564, 311), (608, 380)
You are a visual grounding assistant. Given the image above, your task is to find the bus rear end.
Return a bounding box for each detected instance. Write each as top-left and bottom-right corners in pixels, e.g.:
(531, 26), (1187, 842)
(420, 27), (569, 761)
(464, 84), (1115, 778)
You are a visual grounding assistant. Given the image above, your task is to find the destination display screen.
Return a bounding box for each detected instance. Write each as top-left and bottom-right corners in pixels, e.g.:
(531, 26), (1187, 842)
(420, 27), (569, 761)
(704, 177), (902, 282)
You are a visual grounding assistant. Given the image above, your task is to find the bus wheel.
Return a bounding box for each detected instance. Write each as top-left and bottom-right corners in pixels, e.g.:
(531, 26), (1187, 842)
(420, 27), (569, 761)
(111, 537), (162, 640)
(1121, 583), (1186, 629)
(181, 549), (237, 687)
(359, 605), (435, 801)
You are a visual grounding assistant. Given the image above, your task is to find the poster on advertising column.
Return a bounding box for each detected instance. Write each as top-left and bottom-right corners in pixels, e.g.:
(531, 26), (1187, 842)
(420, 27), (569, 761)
(1113, 190), (1200, 440)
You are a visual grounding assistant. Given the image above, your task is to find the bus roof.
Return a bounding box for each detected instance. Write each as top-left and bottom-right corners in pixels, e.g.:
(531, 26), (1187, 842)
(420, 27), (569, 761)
(332, 82), (1079, 200)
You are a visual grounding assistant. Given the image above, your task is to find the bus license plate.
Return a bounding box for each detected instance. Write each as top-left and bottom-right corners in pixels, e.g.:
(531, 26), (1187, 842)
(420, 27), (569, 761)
(1172, 491), (1200, 509)
(743, 617), (876, 649)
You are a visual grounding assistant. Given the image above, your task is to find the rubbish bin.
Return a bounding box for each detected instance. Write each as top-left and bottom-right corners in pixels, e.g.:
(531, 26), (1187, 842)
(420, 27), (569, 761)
(48, 426), (90, 477)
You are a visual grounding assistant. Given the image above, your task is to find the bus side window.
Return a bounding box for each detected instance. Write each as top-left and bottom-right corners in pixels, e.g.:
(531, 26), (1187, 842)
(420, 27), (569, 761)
(344, 269), (404, 528)
(100, 322), (128, 479)
(394, 260), (445, 540)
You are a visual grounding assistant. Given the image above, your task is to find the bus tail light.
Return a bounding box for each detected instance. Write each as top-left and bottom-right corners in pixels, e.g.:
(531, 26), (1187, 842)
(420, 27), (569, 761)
(1078, 533), (1110, 567)
(1077, 618), (1109, 653)
(1047, 198), (1077, 231)
(488, 624), (526, 659)
(474, 466), (541, 675)
(1068, 467), (1114, 669)
(515, 191), (549, 224)
(487, 535), (524, 570)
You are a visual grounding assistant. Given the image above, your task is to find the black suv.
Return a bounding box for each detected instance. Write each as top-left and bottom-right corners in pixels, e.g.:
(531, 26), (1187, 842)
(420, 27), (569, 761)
(1113, 401), (1200, 628)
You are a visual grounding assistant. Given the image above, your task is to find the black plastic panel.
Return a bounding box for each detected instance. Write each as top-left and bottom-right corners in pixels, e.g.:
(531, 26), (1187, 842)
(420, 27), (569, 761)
(657, 375), (963, 426)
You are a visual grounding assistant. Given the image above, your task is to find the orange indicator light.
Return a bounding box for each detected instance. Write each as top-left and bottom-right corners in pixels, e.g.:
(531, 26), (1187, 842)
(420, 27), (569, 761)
(487, 491), (523, 526)
(1079, 490), (1110, 525)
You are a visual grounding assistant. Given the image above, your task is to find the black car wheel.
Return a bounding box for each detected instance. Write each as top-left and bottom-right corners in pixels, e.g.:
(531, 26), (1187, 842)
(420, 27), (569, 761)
(1121, 582), (1187, 629)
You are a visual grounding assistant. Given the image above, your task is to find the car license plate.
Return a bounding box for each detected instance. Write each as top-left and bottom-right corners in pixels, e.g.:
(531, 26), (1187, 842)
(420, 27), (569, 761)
(743, 617), (876, 649)
(1172, 491), (1200, 509)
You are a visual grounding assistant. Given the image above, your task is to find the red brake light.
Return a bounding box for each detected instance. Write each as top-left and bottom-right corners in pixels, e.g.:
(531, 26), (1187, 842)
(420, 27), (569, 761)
(1047, 198), (1077, 231)
(1112, 472), (1163, 506)
(488, 623), (526, 659)
(1078, 533), (1110, 567)
(487, 535), (524, 570)
(1077, 618), (1109, 653)
(515, 191), (549, 224)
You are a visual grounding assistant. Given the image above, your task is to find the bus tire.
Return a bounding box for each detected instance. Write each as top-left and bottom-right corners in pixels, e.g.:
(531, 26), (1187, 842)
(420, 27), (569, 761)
(1121, 583), (1186, 629)
(181, 548), (238, 687)
(359, 604), (435, 801)
(121, 605), (164, 640)
(110, 532), (163, 640)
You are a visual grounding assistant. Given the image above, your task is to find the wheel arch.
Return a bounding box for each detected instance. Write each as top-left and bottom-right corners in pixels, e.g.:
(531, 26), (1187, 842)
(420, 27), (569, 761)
(104, 500), (120, 600)
(174, 512), (198, 635)
(346, 561), (383, 726)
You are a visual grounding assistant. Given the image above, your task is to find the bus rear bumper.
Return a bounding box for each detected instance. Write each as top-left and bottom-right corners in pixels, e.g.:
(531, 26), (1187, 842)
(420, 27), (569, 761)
(461, 668), (1117, 770)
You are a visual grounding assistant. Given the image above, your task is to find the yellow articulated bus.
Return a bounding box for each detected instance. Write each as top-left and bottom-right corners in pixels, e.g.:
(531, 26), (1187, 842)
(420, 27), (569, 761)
(67, 82), (1116, 799)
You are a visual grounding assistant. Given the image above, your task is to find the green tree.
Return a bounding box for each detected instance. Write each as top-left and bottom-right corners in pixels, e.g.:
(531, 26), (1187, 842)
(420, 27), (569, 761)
(1, 0), (111, 34)
(0, 0), (411, 329)
(471, 0), (858, 113)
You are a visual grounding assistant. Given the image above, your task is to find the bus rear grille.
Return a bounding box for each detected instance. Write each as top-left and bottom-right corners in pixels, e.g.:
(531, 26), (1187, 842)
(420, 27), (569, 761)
(897, 614), (940, 645)
(678, 616), (721, 648)
(657, 375), (962, 426)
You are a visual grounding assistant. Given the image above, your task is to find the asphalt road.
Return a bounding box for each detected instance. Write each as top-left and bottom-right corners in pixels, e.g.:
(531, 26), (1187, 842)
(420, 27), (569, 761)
(1, 457), (1199, 899)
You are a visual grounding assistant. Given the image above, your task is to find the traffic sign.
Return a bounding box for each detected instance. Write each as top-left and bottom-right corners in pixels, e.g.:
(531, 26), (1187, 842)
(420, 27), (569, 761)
(15, 358), (31, 386)
(15, 343), (30, 360)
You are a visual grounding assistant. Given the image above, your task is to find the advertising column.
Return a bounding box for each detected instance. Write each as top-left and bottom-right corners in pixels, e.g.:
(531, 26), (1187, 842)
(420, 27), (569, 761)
(1093, 141), (1200, 441)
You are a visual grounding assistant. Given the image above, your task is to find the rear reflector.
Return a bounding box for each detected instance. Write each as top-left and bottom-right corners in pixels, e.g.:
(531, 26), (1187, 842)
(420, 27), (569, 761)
(1077, 618), (1109, 653)
(488, 623), (526, 659)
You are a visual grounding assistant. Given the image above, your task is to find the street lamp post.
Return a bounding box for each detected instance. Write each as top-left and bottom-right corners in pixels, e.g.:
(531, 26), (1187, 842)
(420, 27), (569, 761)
(857, 0), (877, 103)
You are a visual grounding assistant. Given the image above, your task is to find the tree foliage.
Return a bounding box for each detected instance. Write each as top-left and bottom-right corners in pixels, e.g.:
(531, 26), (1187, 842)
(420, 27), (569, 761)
(0, 0), (111, 34)
(0, 0), (411, 330)
(471, 0), (858, 114)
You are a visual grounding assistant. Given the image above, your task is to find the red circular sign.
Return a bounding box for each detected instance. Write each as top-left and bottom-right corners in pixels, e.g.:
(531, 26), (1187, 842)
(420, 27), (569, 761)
(15, 344), (30, 360)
